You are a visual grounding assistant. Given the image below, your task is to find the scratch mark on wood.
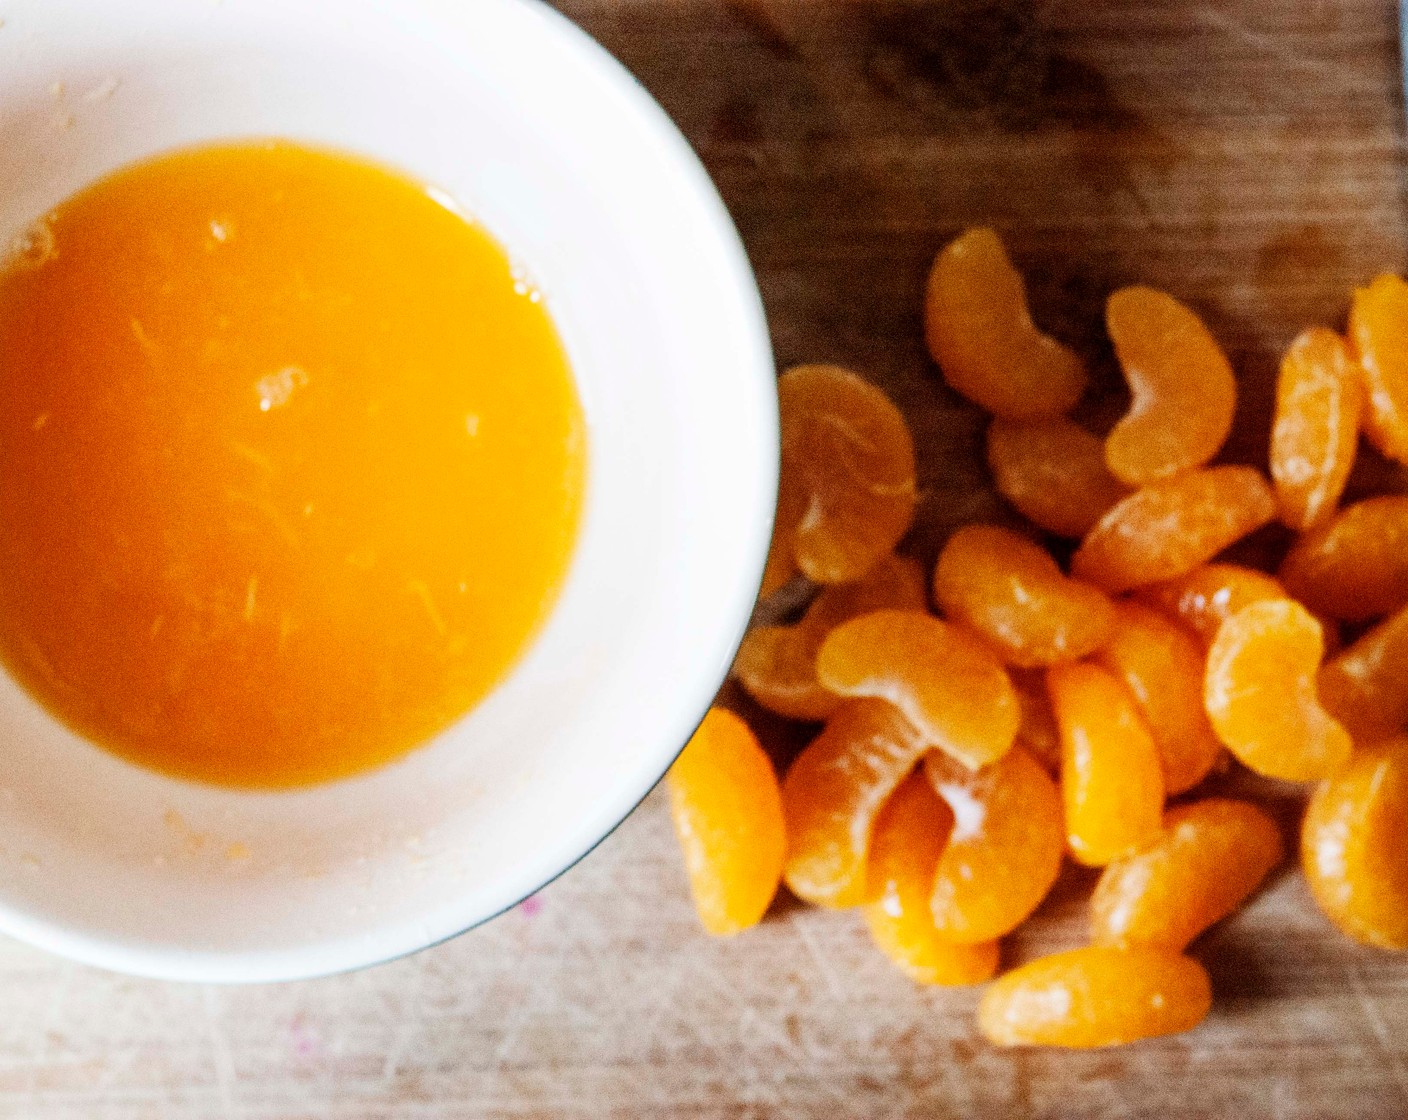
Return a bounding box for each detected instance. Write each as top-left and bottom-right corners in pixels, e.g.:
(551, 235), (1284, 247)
(377, 968), (429, 1083)
(22, 962), (75, 1102)
(792, 911), (846, 1001)
(1346, 960), (1408, 1108)
(1195, 9), (1384, 97)
(739, 1004), (805, 1061)
(202, 987), (241, 1120)
(491, 940), (572, 1069)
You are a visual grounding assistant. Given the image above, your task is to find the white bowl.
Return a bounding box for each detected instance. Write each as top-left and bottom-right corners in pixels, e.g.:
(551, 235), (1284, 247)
(0, 0), (776, 981)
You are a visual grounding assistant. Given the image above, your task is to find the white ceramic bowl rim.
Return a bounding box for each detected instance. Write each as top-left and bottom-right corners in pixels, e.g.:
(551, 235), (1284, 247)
(0, 0), (777, 981)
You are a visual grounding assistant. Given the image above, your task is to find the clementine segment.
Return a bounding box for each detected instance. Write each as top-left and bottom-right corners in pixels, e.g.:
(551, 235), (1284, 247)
(736, 555), (927, 720)
(1318, 604), (1408, 742)
(933, 525), (1115, 668)
(1279, 495), (1408, 623)
(1302, 738), (1408, 950)
(1091, 799), (1284, 950)
(987, 416), (1131, 538)
(1139, 563), (1286, 647)
(862, 774), (1001, 986)
(1271, 328), (1364, 531)
(1011, 668), (1061, 774)
(667, 709), (785, 936)
(1204, 600), (1352, 782)
(782, 699), (928, 908)
(979, 947), (1212, 1049)
(1096, 602), (1222, 794)
(1048, 663), (1165, 866)
(771, 365), (918, 589)
(816, 609), (1019, 771)
(1348, 273), (1408, 464)
(923, 746), (1065, 944)
(1105, 287), (1237, 486)
(925, 229), (1086, 419)
(1072, 467), (1276, 594)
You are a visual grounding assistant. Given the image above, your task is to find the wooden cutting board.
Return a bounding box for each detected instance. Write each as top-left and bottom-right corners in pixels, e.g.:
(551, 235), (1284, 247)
(2, 1), (1407, 1116)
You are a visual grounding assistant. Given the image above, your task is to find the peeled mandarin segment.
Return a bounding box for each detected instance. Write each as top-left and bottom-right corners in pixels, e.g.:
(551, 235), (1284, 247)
(735, 555), (928, 720)
(1317, 613), (1344, 659)
(978, 946), (1212, 1049)
(1271, 329), (1365, 531)
(1318, 604), (1408, 742)
(1302, 738), (1408, 950)
(1071, 466), (1277, 594)
(862, 774), (1001, 986)
(1204, 600), (1353, 782)
(1278, 495), (1408, 623)
(1349, 273), (1408, 464)
(781, 699), (928, 908)
(816, 609), (1019, 771)
(1138, 563), (1286, 646)
(731, 628), (824, 721)
(1091, 799), (1285, 951)
(986, 417), (1131, 538)
(1105, 287), (1238, 486)
(1047, 662), (1165, 866)
(774, 365), (917, 586)
(667, 709), (786, 936)
(761, 480), (805, 597)
(802, 554), (929, 632)
(1011, 667), (1061, 774)
(922, 746), (1065, 944)
(1095, 602), (1222, 795)
(924, 228), (1087, 419)
(933, 525), (1116, 668)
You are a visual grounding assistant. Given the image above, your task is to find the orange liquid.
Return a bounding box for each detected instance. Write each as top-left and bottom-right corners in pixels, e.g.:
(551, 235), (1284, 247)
(0, 142), (586, 788)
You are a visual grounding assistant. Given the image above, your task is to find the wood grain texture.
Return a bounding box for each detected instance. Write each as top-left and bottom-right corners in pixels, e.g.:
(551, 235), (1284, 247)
(4, 0), (1408, 1116)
